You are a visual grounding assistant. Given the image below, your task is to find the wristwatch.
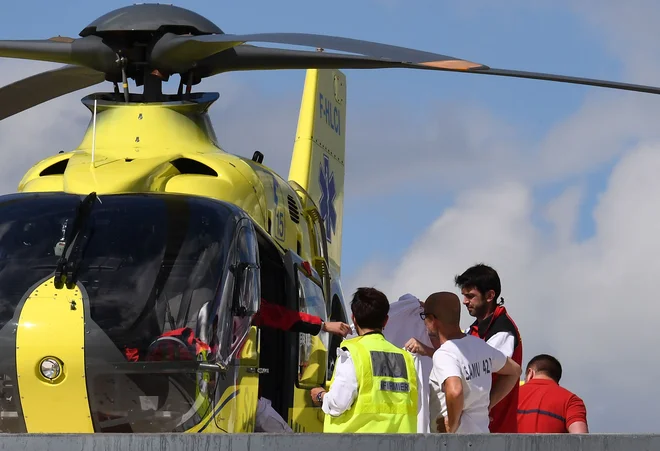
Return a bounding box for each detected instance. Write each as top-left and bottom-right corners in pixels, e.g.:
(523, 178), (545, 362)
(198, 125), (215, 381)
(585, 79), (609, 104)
(316, 390), (325, 404)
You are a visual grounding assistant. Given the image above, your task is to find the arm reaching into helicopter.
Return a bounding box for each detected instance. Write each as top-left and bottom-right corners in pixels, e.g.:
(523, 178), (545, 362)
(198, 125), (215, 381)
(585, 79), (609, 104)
(123, 298), (349, 362)
(255, 298), (351, 337)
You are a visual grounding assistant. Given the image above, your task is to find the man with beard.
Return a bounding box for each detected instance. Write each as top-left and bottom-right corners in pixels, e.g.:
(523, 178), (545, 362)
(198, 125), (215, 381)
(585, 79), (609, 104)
(454, 263), (523, 433)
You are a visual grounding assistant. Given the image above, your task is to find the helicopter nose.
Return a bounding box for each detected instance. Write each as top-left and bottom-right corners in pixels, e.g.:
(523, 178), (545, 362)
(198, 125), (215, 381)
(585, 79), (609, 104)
(15, 277), (94, 433)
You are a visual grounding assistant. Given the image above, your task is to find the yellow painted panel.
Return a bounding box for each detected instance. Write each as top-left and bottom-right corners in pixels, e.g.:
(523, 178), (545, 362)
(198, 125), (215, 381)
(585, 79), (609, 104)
(289, 69), (347, 273)
(15, 278), (93, 432)
(185, 327), (260, 433)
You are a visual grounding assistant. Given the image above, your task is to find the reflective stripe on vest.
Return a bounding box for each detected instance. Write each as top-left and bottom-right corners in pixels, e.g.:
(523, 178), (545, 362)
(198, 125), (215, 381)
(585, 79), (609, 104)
(323, 333), (418, 433)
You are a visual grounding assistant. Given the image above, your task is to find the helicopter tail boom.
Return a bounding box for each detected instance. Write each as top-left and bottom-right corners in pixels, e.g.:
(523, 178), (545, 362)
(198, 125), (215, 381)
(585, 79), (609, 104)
(289, 69), (346, 274)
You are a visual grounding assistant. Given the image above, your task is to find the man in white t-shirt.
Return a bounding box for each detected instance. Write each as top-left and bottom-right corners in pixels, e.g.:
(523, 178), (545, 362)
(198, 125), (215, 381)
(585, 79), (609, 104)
(422, 292), (521, 433)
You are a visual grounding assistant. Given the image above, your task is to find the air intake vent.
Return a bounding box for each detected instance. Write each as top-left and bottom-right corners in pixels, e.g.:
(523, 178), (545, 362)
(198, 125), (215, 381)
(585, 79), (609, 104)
(170, 158), (218, 176)
(39, 159), (69, 176)
(287, 195), (300, 223)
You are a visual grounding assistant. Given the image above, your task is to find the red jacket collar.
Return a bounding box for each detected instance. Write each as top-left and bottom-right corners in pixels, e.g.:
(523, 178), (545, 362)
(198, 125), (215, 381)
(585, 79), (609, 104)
(470, 304), (507, 338)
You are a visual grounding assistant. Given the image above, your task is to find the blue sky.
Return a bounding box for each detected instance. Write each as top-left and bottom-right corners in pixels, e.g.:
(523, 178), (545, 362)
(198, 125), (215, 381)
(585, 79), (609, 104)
(0, 2), (621, 276)
(3, 0), (660, 433)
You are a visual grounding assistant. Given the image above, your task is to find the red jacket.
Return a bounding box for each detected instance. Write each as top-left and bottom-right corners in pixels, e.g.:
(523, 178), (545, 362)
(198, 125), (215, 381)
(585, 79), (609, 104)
(468, 304), (522, 433)
(254, 298), (323, 335)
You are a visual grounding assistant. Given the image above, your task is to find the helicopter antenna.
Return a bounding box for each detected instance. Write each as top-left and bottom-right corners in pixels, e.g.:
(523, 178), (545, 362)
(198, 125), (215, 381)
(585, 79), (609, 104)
(184, 72), (193, 100)
(118, 56), (129, 103)
(177, 76), (184, 98)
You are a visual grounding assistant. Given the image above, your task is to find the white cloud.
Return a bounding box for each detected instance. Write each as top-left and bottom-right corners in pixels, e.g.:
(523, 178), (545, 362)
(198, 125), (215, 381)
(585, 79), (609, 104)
(568, 0), (660, 81)
(346, 142), (660, 432)
(542, 184), (584, 246)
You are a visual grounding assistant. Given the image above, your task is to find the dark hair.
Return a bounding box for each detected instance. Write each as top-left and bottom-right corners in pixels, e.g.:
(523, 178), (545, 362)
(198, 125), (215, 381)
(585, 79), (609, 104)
(454, 263), (501, 301)
(351, 287), (389, 330)
(527, 354), (562, 382)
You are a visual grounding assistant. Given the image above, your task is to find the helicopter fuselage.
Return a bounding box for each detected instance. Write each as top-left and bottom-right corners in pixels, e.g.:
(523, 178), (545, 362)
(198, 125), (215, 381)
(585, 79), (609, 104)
(3, 91), (348, 433)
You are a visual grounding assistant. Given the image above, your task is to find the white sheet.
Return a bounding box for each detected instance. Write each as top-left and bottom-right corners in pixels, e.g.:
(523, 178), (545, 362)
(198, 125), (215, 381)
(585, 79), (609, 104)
(255, 397), (293, 433)
(384, 294), (433, 433)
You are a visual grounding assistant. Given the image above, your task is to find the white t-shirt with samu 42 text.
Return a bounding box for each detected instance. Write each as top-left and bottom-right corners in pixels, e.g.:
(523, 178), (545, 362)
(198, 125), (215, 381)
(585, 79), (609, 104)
(428, 334), (507, 433)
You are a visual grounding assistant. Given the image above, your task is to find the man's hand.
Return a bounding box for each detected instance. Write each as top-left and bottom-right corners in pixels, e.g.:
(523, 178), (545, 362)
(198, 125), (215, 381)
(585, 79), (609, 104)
(435, 415), (450, 433)
(404, 337), (434, 357)
(310, 387), (326, 407)
(323, 322), (351, 337)
(436, 414), (460, 433)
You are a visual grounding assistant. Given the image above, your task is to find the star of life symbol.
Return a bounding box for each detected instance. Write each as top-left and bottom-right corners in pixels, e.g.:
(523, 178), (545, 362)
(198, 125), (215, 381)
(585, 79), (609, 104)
(318, 154), (337, 242)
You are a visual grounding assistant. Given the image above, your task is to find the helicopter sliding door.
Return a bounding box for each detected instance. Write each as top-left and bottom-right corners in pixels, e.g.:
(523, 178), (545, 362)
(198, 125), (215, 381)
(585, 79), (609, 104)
(205, 216), (262, 433)
(282, 251), (330, 432)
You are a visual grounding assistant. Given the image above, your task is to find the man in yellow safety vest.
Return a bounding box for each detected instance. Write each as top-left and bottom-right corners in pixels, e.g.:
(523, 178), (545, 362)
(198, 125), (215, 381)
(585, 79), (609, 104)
(310, 287), (418, 433)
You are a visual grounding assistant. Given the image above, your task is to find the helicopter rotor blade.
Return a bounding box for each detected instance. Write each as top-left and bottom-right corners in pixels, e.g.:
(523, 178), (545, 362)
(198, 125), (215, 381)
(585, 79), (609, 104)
(196, 45), (660, 96)
(150, 32), (487, 74)
(199, 44), (433, 75)
(0, 38), (76, 65)
(0, 64), (105, 121)
(461, 67), (660, 96)
(152, 33), (660, 96)
(0, 36), (118, 73)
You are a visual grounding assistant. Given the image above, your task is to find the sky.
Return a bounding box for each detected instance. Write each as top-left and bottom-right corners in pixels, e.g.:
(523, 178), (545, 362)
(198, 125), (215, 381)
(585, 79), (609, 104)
(2, 0), (660, 434)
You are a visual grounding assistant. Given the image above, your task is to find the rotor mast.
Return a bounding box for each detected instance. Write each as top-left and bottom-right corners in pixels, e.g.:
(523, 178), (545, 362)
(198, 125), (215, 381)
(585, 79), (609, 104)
(143, 69), (165, 103)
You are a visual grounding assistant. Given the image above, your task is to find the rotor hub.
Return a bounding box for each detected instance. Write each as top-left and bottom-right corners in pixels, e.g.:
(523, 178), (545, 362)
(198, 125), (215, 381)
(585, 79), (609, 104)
(79, 4), (224, 38)
(73, 4), (227, 91)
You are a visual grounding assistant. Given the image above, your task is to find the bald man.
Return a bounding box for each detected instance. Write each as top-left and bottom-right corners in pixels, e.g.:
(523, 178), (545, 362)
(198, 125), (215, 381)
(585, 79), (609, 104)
(422, 292), (521, 433)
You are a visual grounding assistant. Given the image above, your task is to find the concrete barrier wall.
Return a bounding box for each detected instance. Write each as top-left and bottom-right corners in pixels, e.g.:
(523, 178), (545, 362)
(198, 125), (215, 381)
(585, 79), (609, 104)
(0, 434), (658, 451)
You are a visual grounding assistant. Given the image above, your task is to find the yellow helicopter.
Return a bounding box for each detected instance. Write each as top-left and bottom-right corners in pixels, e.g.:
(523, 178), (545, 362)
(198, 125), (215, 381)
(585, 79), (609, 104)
(1, 2), (660, 436)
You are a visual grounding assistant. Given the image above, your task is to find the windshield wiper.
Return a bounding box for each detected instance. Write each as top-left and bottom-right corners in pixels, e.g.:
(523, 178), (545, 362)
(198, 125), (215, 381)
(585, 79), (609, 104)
(54, 192), (98, 289)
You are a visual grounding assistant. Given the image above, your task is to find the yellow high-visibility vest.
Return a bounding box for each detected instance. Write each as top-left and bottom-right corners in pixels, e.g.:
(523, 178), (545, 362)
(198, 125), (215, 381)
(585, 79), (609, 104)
(323, 332), (418, 433)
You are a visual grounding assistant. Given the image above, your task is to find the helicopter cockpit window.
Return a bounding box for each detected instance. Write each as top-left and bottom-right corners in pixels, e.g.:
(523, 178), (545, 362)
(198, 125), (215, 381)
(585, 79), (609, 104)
(0, 192), (262, 433)
(67, 194), (241, 433)
(0, 192), (253, 434)
(212, 219), (261, 368)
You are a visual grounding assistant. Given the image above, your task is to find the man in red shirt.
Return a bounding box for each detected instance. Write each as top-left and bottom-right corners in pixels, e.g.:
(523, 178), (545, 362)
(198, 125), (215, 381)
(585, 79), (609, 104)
(454, 263), (523, 433)
(517, 354), (588, 433)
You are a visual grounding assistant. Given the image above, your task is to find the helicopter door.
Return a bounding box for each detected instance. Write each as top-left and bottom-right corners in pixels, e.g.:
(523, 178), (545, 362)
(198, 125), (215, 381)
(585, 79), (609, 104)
(212, 218), (261, 369)
(293, 262), (329, 389)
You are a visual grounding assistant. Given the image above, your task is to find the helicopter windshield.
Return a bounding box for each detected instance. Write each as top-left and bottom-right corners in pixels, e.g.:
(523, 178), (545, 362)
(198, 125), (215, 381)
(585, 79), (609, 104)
(0, 192), (260, 433)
